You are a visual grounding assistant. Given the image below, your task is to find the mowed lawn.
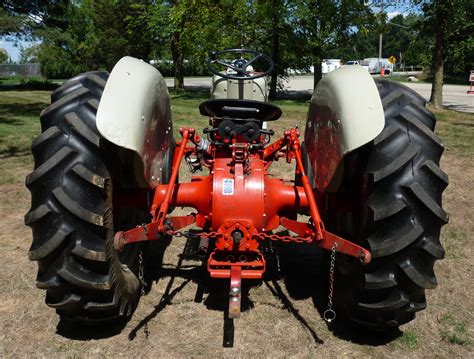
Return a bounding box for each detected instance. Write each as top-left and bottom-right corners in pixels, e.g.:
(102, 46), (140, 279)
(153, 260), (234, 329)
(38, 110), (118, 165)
(0, 87), (472, 357)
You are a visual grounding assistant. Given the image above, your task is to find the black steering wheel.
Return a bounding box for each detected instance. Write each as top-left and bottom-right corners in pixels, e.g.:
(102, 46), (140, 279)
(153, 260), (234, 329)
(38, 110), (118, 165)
(207, 48), (274, 80)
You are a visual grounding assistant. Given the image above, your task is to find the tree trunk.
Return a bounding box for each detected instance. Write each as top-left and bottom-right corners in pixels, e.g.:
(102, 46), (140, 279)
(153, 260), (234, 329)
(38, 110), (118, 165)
(429, 1), (446, 109)
(269, 30), (280, 99)
(313, 59), (323, 89)
(269, 0), (281, 100)
(170, 31), (184, 91)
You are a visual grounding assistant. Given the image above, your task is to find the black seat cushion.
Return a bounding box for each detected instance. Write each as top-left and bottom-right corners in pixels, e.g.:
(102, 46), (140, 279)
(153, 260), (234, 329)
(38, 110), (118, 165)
(199, 99), (282, 122)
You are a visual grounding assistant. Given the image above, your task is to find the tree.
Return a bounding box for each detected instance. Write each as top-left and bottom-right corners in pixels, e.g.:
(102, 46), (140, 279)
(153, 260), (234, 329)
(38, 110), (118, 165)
(0, 48), (8, 63)
(0, 1), (73, 36)
(291, 0), (374, 88)
(32, 1), (160, 78)
(19, 43), (40, 63)
(148, 0), (237, 90)
(427, 0), (448, 108)
(383, 14), (412, 64)
(420, 0), (472, 108)
(403, 14), (432, 68)
(0, 6), (23, 34)
(87, 0), (155, 70)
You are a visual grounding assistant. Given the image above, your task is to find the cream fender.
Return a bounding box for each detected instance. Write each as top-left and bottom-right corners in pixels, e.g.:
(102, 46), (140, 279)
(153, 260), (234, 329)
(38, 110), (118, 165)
(97, 56), (173, 188)
(304, 65), (385, 190)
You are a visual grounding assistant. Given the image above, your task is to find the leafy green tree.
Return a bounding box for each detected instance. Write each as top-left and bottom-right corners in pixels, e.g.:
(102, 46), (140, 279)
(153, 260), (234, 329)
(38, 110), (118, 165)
(418, 0), (472, 108)
(148, 0), (240, 90)
(0, 48), (8, 63)
(0, 6), (22, 34)
(403, 14), (432, 68)
(383, 14), (412, 64)
(33, 1), (158, 77)
(290, 0), (374, 88)
(87, 0), (155, 70)
(1, 1), (73, 36)
(35, 3), (94, 78)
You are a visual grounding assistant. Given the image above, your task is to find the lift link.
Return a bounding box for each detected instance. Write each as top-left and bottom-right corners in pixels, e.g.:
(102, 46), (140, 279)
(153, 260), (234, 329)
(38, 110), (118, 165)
(292, 142), (325, 240)
(152, 128), (195, 231)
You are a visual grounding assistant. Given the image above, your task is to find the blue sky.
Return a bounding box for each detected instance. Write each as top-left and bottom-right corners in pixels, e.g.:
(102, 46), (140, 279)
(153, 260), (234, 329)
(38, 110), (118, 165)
(0, 38), (38, 62)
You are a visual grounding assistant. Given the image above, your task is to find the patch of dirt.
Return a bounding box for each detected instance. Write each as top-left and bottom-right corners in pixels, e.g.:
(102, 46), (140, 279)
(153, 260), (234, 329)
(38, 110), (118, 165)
(0, 151), (472, 357)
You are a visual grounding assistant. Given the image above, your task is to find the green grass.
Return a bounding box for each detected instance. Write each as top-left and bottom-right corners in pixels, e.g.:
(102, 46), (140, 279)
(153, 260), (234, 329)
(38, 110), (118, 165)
(0, 89), (472, 181)
(432, 107), (474, 157)
(440, 314), (471, 346)
(387, 75), (429, 84)
(442, 228), (470, 259)
(0, 76), (40, 86)
(397, 330), (419, 350)
(168, 90), (209, 136)
(0, 91), (50, 157)
(387, 73), (468, 86)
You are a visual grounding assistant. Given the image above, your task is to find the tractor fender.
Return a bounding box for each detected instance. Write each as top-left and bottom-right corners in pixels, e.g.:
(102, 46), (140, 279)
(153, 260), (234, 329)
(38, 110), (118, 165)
(304, 65), (384, 191)
(97, 56), (173, 188)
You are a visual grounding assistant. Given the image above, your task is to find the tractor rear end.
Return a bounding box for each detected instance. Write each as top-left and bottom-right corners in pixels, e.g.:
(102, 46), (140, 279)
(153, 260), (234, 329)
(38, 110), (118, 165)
(25, 49), (448, 344)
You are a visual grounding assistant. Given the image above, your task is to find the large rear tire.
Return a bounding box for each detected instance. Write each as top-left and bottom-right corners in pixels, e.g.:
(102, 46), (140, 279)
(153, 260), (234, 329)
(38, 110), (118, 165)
(25, 72), (152, 323)
(329, 80), (448, 330)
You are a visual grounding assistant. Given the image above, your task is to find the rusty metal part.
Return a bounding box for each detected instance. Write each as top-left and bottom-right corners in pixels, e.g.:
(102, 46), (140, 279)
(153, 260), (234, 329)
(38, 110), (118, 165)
(228, 266), (242, 319)
(279, 217), (371, 264)
(198, 236), (210, 258)
(321, 230), (371, 265)
(114, 215), (196, 251)
(207, 250), (265, 279)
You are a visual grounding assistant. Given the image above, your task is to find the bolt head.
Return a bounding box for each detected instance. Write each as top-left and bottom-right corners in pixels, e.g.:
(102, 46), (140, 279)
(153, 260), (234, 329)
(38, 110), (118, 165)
(230, 287), (240, 296)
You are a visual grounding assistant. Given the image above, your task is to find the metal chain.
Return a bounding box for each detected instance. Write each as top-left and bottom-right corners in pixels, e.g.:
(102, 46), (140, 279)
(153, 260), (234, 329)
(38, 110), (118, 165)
(254, 232), (313, 244)
(138, 250), (146, 292)
(323, 243), (337, 323)
(165, 230), (222, 240)
(138, 250), (149, 338)
(165, 229), (313, 244)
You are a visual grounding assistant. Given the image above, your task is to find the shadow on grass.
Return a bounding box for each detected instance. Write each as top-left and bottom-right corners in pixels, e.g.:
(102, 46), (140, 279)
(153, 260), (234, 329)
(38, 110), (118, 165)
(169, 87), (210, 100)
(55, 232), (401, 345)
(275, 90), (312, 102)
(329, 320), (402, 346)
(275, 237), (402, 346)
(0, 145), (31, 158)
(56, 318), (129, 340)
(127, 234), (257, 341)
(0, 102), (45, 125)
(167, 86), (313, 103)
(125, 233), (326, 345)
(0, 83), (58, 91)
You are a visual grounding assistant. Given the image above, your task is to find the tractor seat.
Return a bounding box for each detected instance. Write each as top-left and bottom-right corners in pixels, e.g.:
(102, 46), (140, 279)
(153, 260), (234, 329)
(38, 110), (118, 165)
(199, 99), (282, 122)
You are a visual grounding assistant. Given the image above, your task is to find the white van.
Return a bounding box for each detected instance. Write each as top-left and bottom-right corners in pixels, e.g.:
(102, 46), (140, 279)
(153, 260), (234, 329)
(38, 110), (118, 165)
(361, 58), (394, 74)
(321, 59), (342, 74)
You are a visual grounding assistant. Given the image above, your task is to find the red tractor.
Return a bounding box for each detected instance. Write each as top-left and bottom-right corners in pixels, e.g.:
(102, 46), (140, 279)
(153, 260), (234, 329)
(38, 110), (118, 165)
(26, 49), (448, 342)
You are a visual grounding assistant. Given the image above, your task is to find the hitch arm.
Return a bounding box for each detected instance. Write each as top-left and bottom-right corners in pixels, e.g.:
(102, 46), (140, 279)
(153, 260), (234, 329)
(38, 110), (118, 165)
(280, 217), (371, 264)
(113, 215), (195, 251)
(152, 128), (194, 230)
